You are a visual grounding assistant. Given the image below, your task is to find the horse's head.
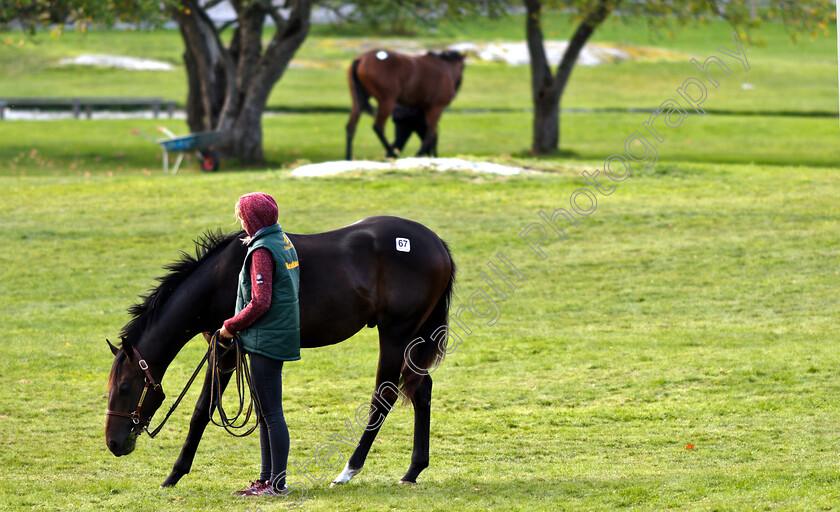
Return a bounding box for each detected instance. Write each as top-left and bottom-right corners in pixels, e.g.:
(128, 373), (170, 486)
(105, 339), (166, 456)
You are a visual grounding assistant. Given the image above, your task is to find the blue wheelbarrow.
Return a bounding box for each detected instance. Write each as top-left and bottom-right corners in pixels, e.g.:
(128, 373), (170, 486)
(132, 126), (222, 174)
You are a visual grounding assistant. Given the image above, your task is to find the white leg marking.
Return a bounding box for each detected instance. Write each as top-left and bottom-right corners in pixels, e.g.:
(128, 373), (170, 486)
(330, 462), (362, 487)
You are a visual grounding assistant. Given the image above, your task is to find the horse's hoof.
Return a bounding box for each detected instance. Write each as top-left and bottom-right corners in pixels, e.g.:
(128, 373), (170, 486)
(160, 474), (181, 488)
(398, 479), (416, 485)
(331, 463), (362, 487)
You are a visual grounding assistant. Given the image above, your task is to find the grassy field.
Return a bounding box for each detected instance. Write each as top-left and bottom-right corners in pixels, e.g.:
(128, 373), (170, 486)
(1, 13), (837, 114)
(1, 111), (838, 176)
(0, 10), (839, 512)
(1, 161), (839, 511)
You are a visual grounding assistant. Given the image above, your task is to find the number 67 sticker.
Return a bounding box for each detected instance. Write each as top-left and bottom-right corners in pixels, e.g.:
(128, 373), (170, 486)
(395, 237), (411, 252)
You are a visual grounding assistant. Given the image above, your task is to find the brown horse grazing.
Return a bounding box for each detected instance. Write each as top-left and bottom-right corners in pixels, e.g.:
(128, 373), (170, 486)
(105, 216), (455, 488)
(345, 49), (465, 160)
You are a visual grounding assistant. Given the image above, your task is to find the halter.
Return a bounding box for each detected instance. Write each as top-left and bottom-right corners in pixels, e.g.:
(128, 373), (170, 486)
(105, 347), (165, 431)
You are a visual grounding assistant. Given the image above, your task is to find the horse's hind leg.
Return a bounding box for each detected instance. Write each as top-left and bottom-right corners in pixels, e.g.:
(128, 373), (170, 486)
(345, 106), (361, 160)
(399, 374), (432, 484)
(392, 117), (412, 155)
(161, 355), (234, 487)
(414, 115), (438, 158)
(373, 99), (397, 158)
(417, 106), (444, 157)
(331, 343), (404, 486)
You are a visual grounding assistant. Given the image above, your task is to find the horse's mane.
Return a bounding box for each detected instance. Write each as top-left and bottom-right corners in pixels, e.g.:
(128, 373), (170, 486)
(429, 50), (464, 63)
(119, 230), (242, 349)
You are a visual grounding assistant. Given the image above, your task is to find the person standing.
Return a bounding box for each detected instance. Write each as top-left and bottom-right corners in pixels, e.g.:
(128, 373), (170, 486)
(219, 192), (301, 497)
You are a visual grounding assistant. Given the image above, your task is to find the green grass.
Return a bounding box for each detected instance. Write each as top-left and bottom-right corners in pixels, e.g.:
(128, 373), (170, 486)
(0, 12), (838, 512)
(0, 160), (839, 511)
(1, 14), (836, 114)
(1, 109), (837, 176)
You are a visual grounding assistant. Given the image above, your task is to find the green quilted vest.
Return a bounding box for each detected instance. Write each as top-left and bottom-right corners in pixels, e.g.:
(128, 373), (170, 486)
(235, 224), (301, 361)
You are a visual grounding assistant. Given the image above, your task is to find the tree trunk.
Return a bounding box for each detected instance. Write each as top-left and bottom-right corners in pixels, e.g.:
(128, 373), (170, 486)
(525, 0), (559, 154)
(524, 0), (616, 155)
(532, 87), (561, 154)
(173, 0), (312, 164)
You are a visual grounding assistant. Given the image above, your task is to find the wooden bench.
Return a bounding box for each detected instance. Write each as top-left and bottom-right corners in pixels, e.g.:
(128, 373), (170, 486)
(0, 97), (176, 119)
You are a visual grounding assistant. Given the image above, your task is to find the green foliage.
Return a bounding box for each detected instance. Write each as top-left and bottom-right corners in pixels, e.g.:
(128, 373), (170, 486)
(0, 0), (167, 31)
(529, 0), (837, 38)
(317, 0), (508, 35)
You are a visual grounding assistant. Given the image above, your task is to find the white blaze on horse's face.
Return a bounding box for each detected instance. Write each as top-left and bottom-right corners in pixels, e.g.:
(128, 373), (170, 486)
(376, 50), (389, 60)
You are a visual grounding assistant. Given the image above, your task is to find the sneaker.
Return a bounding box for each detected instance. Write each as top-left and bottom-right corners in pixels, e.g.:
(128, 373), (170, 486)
(232, 480), (267, 496)
(251, 483), (291, 496)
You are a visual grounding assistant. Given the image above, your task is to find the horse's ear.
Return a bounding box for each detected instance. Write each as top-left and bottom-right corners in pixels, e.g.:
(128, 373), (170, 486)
(107, 339), (120, 356)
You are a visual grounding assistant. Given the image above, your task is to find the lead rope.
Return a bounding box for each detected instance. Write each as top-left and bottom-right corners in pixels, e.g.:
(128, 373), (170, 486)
(145, 331), (260, 439)
(208, 331), (262, 437)
(146, 351), (207, 438)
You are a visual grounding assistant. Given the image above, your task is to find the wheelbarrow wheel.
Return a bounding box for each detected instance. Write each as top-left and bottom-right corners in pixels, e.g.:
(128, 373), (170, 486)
(199, 150), (219, 172)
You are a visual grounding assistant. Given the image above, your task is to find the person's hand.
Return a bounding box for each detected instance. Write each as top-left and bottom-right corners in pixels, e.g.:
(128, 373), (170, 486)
(219, 325), (234, 339)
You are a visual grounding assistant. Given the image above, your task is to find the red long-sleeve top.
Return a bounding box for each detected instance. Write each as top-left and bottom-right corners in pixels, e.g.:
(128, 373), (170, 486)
(223, 248), (274, 333)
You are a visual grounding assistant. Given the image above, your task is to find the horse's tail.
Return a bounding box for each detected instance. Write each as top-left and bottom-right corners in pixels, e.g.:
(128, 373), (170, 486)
(349, 58), (374, 115)
(400, 239), (456, 405)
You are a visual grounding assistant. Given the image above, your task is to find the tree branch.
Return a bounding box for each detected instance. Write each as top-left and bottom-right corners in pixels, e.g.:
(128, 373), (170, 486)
(258, 0), (313, 87)
(204, 0), (226, 10)
(266, 3), (287, 33)
(173, 0), (235, 130)
(524, 0), (553, 98)
(553, 0), (617, 96)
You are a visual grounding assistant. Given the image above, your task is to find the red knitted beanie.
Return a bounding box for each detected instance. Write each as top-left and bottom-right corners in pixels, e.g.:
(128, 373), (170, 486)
(236, 192), (278, 236)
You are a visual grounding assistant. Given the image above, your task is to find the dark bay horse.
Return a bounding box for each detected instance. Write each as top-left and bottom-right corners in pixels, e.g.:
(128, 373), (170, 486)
(105, 216), (455, 487)
(393, 104), (436, 157)
(345, 49), (464, 160)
